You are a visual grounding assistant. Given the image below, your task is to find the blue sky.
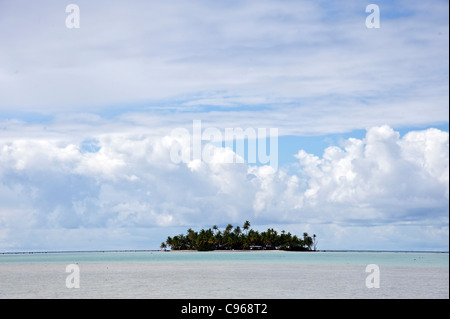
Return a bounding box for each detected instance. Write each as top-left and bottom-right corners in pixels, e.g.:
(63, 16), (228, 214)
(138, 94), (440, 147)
(0, 0), (448, 251)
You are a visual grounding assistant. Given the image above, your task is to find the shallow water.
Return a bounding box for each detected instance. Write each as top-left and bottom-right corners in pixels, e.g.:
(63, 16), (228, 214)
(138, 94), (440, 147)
(0, 251), (448, 298)
(1, 250), (448, 267)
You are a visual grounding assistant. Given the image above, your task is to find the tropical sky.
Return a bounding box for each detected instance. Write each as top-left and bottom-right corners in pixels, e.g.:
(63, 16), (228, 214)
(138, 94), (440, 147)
(0, 0), (448, 251)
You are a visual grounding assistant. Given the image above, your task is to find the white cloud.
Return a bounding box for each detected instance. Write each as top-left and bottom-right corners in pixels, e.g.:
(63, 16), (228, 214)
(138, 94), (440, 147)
(0, 1), (448, 251)
(0, 0), (448, 134)
(400, 128), (449, 186)
(295, 125), (448, 224)
(0, 125), (448, 251)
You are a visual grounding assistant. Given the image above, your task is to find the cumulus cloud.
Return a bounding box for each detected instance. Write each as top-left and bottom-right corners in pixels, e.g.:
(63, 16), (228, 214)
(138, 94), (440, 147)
(294, 125), (449, 225)
(0, 125), (448, 250)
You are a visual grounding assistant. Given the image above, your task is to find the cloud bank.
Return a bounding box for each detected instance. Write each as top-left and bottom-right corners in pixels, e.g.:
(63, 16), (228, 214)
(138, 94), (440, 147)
(0, 0), (448, 134)
(0, 125), (448, 251)
(0, 0), (448, 251)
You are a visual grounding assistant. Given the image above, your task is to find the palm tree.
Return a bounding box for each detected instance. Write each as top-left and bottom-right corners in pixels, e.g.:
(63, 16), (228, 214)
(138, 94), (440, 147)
(313, 234), (318, 251)
(187, 228), (197, 249)
(223, 224), (233, 249)
(224, 224), (233, 234)
(303, 232), (313, 250)
(243, 220), (250, 234)
(163, 221), (317, 251)
(214, 230), (223, 249)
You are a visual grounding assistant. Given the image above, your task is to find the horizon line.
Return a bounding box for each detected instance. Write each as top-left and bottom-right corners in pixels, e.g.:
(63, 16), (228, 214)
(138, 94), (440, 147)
(1, 249), (448, 255)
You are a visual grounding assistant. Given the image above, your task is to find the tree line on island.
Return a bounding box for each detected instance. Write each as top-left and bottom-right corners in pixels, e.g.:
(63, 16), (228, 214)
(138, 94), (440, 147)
(161, 221), (318, 251)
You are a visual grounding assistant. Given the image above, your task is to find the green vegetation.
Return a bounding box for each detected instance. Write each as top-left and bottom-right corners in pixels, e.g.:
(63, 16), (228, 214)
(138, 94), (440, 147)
(162, 221), (317, 251)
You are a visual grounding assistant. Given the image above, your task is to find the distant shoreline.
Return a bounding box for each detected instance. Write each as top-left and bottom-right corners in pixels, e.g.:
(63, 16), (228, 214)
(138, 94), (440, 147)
(0, 249), (448, 255)
(0, 249), (160, 255)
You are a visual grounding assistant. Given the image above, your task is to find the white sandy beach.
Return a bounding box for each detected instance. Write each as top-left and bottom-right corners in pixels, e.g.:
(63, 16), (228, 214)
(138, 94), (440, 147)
(0, 262), (448, 299)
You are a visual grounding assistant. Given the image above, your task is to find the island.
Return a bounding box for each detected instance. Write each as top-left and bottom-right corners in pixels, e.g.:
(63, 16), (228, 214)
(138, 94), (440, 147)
(161, 221), (317, 251)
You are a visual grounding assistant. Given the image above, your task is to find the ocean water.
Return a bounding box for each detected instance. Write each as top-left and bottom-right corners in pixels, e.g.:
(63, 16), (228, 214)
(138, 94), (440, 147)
(0, 251), (448, 298)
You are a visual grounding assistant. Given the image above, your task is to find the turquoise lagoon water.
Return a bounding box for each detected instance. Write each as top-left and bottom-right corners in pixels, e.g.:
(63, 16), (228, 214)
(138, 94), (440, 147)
(1, 250), (448, 298)
(0, 250), (448, 268)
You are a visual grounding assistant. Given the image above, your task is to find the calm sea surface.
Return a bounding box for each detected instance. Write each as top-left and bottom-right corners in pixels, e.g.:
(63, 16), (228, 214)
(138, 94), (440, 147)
(0, 251), (448, 298)
(0, 250), (449, 267)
